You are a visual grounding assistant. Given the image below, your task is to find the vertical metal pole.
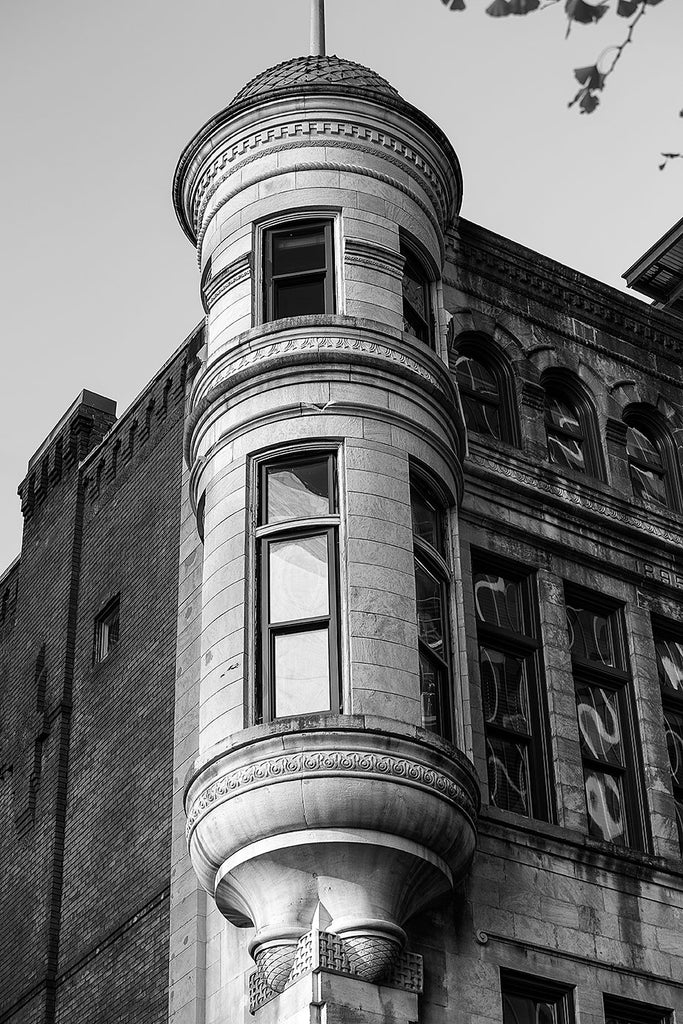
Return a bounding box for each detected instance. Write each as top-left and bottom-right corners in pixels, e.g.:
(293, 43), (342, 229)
(310, 0), (326, 55)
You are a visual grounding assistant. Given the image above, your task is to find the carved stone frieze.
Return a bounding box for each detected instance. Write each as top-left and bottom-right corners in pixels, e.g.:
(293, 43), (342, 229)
(186, 747), (476, 839)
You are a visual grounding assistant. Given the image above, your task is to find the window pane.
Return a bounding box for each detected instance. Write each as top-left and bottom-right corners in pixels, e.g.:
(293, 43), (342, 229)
(411, 489), (442, 551)
(461, 393), (501, 438)
(416, 562), (444, 657)
(273, 629), (330, 717)
(656, 639), (683, 693)
(274, 277), (326, 318)
(419, 652), (445, 734)
(403, 263), (427, 321)
(474, 573), (523, 633)
(480, 647), (530, 735)
(547, 431), (586, 472)
(567, 605), (617, 667)
(267, 461), (330, 522)
(546, 395), (581, 435)
(269, 535), (328, 623)
(503, 994), (558, 1024)
(626, 425), (662, 468)
(272, 226), (326, 276)
(487, 735), (530, 815)
(663, 706), (683, 788)
(584, 768), (626, 844)
(455, 355), (499, 401)
(575, 682), (623, 766)
(629, 463), (667, 506)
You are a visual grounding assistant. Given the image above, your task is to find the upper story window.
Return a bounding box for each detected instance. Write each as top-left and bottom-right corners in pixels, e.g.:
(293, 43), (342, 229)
(453, 337), (518, 444)
(566, 590), (644, 848)
(401, 244), (434, 348)
(604, 994), (672, 1024)
(411, 477), (452, 739)
(624, 408), (680, 511)
(653, 624), (683, 852)
(256, 453), (340, 721)
(94, 596), (120, 663)
(501, 970), (574, 1024)
(264, 220), (335, 322)
(543, 375), (602, 478)
(473, 559), (552, 821)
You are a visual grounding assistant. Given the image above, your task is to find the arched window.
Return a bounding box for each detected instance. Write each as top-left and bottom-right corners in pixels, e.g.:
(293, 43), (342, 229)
(542, 375), (602, 478)
(452, 338), (518, 445)
(623, 408), (680, 510)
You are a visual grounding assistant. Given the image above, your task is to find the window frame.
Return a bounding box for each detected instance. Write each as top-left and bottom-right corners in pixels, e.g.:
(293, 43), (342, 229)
(652, 618), (683, 853)
(472, 555), (553, 822)
(261, 216), (336, 324)
(565, 586), (646, 850)
(400, 238), (435, 349)
(542, 373), (604, 480)
(94, 596), (120, 664)
(500, 969), (575, 1024)
(452, 334), (519, 446)
(623, 407), (681, 512)
(410, 474), (454, 740)
(255, 451), (341, 724)
(603, 993), (672, 1024)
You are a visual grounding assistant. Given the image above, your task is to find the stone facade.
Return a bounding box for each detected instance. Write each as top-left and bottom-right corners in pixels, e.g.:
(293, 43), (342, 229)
(1, 48), (682, 1024)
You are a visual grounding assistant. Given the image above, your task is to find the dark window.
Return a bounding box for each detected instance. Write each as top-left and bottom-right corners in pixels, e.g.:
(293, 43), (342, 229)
(411, 478), (452, 739)
(566, 590), (644, 848)
(264, 220), (335, 322)
(543, 377), (602, 478)
(604, 994), (672, 1024)
(653, 625), (683, 852)
(402, 247), (433, 347)
(501, 970), (574, 1024)
(257, 454), (339, 721)
(94, 597), (120, 663)
(474, 561), (552, 820)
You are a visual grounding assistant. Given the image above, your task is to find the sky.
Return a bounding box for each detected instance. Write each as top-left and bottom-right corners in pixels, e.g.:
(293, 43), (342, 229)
(0, 0), (681, 572)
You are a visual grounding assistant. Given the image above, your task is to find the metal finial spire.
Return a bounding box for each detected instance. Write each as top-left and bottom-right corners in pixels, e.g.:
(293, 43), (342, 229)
(310, 0), (326, 56)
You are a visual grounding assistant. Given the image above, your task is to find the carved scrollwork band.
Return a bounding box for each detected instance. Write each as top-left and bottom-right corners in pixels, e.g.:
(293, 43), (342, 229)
(192, 119), (448, 227)
(186, 749), (478, 840)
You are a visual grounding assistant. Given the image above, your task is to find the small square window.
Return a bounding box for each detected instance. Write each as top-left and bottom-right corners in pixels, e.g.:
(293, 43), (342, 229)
(501, 970), (574, 1024)
(94, 597), (120, 663)
(603, 994), (672, 1024)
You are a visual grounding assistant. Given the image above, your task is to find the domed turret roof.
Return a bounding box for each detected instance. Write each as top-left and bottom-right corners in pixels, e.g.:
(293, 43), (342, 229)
(228, 55), (402, 110)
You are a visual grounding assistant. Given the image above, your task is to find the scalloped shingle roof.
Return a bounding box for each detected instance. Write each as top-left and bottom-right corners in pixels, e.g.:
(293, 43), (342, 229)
(230, 54), (402, 107)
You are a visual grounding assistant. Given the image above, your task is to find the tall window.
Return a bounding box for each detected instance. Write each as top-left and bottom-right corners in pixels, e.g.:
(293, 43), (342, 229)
(624, 410), (680, 510)
(401, 246), (433, 347)
(257, 453), (339, 721)
(411, 479), (452, 739)
(566, 591), (643, 848)
(473, 561), (551, 820)
(653, 626), (683, 851)
(94, 597), (120, 663)
(264, 220), (335, 322)
(453, 338), (517, 444)
(543, 377), (602, 478)
(501, 970), (574, 1024)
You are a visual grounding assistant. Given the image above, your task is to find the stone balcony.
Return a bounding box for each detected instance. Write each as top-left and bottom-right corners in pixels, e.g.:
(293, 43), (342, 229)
(185, 715), (480, 992)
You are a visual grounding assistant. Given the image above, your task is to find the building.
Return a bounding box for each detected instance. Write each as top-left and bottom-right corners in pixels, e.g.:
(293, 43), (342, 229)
(1, 12), (682, 1024)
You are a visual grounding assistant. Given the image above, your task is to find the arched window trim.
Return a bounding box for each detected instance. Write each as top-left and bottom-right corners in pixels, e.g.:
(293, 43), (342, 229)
(623, 404), (682, 513)
(541, 371), (604, 481)
(451, 333), (520, 448)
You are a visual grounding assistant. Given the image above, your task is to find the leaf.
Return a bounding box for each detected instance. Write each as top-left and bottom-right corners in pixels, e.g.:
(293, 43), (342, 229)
(486, 0), (512, 15)
(509, 0), (541, 12)
(579, 91), (600, 113)
(574, 65), (605, 90)
(645, 0), (665, 5)
(565, 0), (609, 24)
(442, 0), (466, 8)
(616, 0), (638, 14)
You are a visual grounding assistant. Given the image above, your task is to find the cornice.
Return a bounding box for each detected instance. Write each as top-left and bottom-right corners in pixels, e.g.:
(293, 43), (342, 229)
(447, 220), (683, 367)
(201, 252), (252, 313)
(344, 237), (405, 279)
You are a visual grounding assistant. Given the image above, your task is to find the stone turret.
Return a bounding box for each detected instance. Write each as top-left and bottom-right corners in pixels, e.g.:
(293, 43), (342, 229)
(173, 47), (478, 1022)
